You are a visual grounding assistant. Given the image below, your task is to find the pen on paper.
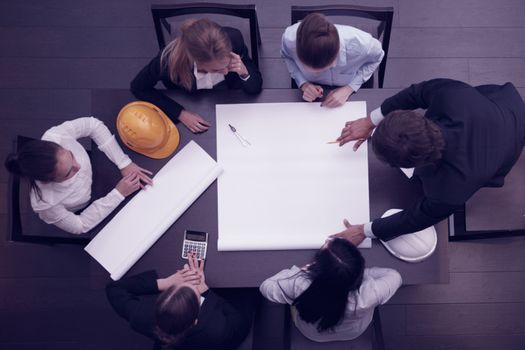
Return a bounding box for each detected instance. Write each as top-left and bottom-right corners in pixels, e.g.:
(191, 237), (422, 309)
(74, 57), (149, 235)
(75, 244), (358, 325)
(229, 124), (251, 147)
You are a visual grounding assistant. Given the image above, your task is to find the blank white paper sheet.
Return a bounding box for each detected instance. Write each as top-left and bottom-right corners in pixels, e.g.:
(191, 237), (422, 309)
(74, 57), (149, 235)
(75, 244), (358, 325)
(85, 141), (222, 280)
(216, 102), (371, 251)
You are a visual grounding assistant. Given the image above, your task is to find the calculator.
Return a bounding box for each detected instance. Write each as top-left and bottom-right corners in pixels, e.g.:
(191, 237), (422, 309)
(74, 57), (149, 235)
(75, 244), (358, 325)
(182, 230), (208, 260)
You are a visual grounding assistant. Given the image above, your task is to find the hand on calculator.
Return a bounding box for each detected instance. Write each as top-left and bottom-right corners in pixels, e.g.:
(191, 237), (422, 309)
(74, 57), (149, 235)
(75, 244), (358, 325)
(185, 253), (208, 294)
(157, 265), (201, 291)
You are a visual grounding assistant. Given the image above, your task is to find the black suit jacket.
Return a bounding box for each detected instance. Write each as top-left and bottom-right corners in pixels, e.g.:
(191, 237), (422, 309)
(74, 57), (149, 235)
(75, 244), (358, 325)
(130, 27), (263, 121)
(372, 79), (525, 240)
(106, 271), (251, 350)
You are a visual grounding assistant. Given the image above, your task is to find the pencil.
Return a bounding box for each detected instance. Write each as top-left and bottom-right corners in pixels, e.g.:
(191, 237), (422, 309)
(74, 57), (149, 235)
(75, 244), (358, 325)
(326, 141), (339, 144)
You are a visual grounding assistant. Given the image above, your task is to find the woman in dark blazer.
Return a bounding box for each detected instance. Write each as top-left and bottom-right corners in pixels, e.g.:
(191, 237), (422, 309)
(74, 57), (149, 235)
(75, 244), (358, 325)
(106, 256), (255, 350)
(131, 18), (263, 134)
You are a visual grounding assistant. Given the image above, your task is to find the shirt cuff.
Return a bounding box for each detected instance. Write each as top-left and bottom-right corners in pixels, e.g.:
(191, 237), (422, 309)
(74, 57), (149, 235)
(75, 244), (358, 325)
(348, 83), (360, 93)
(109, 188), (125, 202)
(370, 107), (385, 126)
(363, 222), (377, 239)
(294, 76), (307, 89)
(240, 74), (251, 81)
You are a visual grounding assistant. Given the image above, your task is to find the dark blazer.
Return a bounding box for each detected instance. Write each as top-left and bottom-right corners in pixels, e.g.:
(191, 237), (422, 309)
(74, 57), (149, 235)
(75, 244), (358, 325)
(106, 271), (251, 350)
(372, 79), (525, 240)
(130, 27), (263, 121)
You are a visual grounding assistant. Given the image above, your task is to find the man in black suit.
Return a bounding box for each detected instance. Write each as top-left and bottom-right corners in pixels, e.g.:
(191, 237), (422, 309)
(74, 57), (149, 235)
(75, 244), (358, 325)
(106, 256), (258, 350)
(333, 79), (525, 243)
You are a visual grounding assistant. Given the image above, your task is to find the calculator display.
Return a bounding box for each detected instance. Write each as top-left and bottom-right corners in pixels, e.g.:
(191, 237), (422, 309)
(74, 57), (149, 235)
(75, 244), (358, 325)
(186, 231), (207, 241)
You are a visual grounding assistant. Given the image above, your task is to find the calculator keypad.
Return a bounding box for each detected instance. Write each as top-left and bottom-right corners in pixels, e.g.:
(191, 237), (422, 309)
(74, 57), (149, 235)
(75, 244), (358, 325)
(182, 240), (207, 259)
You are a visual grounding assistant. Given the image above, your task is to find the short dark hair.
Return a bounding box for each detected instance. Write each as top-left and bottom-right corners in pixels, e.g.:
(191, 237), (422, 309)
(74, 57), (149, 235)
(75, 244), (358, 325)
(155, 285), (200, 346)
(296, 13), (340, 69)
(372, 110), (445, 168)
(4, 139), (61, 199)
(293, 238), (365, 332)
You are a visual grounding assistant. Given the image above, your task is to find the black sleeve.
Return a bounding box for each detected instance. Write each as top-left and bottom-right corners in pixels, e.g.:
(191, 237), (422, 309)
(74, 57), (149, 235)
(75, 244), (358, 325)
(224, 28), (263, 94)
(207, 290), (251, 347)
(380, 79), (472, 116)
(105, 270), (160, 322)
(371, 197), (462, 241)
(130, 54), (185, 121)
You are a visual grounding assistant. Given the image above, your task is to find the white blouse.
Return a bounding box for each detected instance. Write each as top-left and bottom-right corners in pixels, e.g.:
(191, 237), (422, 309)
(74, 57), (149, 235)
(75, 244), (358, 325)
(260, 265), (402, 342)
(30, 117), (132, 234)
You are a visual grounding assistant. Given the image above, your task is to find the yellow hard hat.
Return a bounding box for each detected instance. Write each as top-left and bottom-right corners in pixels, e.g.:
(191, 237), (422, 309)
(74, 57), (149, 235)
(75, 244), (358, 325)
(116, 101), (180, 159)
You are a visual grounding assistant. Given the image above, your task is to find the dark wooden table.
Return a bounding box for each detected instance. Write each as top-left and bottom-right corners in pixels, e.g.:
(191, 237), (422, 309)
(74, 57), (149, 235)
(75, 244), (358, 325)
(87, 88), (449, 287)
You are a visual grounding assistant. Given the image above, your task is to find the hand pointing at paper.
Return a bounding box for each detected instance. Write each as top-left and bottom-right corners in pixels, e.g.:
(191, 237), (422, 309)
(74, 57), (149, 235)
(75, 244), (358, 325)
(337, 116), (376, 150)
(329, 219), (366, 246)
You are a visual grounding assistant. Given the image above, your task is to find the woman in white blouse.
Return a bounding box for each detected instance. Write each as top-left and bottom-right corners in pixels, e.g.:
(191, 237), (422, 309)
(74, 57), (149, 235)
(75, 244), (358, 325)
(260, 238), (402, 342)
(281, 13), (384, 107)
(5, 117), (152, 234)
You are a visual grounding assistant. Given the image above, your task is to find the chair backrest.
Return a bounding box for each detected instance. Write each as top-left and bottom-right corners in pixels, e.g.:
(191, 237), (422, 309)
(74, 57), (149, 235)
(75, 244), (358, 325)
(291, 4), (394, 89)
(151, 3), (261, 68)
(7, 135), (91, 245)
(285, 306), (384, 350)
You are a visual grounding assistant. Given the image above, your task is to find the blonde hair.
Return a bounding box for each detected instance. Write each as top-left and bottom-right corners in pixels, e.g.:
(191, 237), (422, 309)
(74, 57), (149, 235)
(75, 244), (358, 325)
(160, 18), (232, 90)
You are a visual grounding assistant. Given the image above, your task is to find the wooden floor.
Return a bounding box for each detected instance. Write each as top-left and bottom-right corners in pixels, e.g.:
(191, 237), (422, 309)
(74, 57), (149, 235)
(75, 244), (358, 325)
(1, 0), (525, 349)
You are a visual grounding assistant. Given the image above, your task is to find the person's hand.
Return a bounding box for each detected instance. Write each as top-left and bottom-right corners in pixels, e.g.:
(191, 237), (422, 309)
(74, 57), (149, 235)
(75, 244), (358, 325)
(186, 253), (208, 294)
(228, 52), (249, 78)
(329, 219), (366, 246)
(157, 268), (202, 291)
(321, 86), (353, 108)
(115, 173), (142, 197)
(120, 162), (153, 187)
(337, 116), (375, 150)
(179, 110), (211, 133)
(300, 82), (324, 102)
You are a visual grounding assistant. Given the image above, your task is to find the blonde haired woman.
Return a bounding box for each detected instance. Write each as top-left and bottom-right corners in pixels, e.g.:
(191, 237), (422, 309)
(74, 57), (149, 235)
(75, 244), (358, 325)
(131, 18), (263, 133)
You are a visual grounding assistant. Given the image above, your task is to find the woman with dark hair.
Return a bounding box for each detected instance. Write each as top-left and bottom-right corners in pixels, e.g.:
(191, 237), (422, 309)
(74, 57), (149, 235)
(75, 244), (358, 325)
(131, 18), (263, 134)
(281, 13), (384, 107)
(106, 255), (257, 350)
(4, 117), (152, 234)
(260, 238), (401, 341)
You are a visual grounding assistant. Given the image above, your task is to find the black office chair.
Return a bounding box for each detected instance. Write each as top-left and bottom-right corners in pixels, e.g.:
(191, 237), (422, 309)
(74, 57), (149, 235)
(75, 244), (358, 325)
(7, 136), (91, 244)
(151, 3), (262, 68)
(290, 4), (394, 89)
(285, 307), (385, 350)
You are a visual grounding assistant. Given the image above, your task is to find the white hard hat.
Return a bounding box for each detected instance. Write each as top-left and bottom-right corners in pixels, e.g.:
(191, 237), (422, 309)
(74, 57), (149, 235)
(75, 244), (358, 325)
(379, 209), (437, 263)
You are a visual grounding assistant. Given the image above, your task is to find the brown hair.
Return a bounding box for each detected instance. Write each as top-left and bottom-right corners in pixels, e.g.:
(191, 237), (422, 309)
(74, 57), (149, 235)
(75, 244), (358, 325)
(160, 18), (232, 90)
(296, 13), (340, 69)
(5, 139), (61, 199)
(372, 110), (445, 168)
(155, 285), (200, 346)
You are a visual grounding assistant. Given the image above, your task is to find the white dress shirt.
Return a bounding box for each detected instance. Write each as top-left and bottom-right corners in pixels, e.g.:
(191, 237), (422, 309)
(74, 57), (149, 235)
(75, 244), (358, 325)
(30, 117), (132, 234)
(281, 23), (384, 91)
(260, 266), (402, 342)
(193, 63), (226, 90)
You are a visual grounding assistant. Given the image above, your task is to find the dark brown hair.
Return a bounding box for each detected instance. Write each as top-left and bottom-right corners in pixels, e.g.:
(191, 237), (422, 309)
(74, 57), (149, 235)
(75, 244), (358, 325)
(4, 139), (61, 199)
(293, 238), (365, 332)
(372, 110), (445, 168)
(296, 13), (340, 69)
(155, 285), (200, 346)
(161, 18), (232, 90)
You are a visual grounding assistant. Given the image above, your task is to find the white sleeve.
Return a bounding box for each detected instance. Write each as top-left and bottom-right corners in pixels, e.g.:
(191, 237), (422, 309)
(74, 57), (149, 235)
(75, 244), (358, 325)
(45, 117), (131, 169)
(363, 222), (377, 239)
(370, 107), (385, 126)
(37, 188), (125, 234)
(281, 32), (307, 88)
(365, 267), (402, 305)
(348, 37), (384, 92)
(260, 266), (304, 305)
